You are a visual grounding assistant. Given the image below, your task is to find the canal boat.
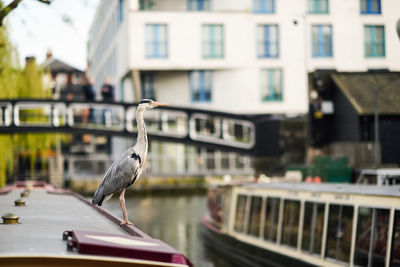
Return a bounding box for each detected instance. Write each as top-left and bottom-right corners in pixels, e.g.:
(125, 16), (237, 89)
(0, 180), (192, 267)
(202, 181), (400, 267)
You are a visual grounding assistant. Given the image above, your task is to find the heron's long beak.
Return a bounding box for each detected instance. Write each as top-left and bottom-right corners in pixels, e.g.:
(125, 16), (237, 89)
(153, 102), (168, 107)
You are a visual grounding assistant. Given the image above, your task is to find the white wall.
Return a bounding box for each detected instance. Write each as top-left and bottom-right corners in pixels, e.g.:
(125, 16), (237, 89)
(89, 0), (400, 115)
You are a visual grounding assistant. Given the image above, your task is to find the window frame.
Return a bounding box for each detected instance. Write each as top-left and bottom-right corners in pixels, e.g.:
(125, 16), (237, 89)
(257, 24), (279, 58)
(308, 0), (329, 14)
(189, 70), (212, 103)
(188, 0), (210, 11)
(234, 194), (248, 233)
(247, 195), (263, 237)
(360, 0), (381, 15)
(260, 68), (283, 102)
(140, 72), (156, 100)
(145, 24), (168, 59)
(263, 196), (281, 242)
(202, 24), (224, 59)
(302, 201), (326, 255)
(364, 25), (385, 58)
(311, 24), (333, 58)
(325, 204), (354, 264)
(253, 0), (275, 14)
(354, 206), (390, 267)
(281, 199), (301, 248)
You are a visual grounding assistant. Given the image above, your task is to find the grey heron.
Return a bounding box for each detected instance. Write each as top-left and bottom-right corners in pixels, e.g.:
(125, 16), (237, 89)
(92, 99), (167, 225)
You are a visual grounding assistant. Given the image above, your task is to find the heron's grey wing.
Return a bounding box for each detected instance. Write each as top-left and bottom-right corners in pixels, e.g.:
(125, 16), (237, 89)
(92, 152), (141, 205)
(102, 153), (141, 195)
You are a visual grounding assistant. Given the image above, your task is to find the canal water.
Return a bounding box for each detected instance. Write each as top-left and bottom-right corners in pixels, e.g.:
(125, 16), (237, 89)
(103, 192), (232, 267)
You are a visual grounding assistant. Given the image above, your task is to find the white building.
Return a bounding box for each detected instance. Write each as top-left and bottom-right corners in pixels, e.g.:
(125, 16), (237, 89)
(87, 0), (400, 176)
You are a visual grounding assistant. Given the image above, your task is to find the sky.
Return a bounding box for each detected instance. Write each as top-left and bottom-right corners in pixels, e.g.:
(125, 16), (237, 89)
(6, 0), (99, 71)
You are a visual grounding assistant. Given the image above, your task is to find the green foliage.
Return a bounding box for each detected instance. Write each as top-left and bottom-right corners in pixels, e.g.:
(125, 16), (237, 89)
(0, 21), (62, 187)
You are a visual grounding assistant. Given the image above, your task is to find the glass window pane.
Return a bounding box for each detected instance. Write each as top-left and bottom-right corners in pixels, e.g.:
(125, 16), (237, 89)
(302, 202), (325, 254)
(372, 0), (380, 12)
(214, 25), (223, 41)
(234, 195), (247, 232)
(248, 196), (263, 236)
(391, 210), (400, 267)
(266, 0), (274, 12)
(326, 204), (354, 263)
(312, 26), (319, 56)
(361, 0), (367, 12)
(355, 207), (389, 267)
(281, 200), (300, 248)
(264, 197), (280, 242)
(202, 25), (209, 41)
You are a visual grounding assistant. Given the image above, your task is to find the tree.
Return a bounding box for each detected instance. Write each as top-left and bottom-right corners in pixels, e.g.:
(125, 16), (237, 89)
(0, 22), (62, 187)
(0, 0), (51, 27)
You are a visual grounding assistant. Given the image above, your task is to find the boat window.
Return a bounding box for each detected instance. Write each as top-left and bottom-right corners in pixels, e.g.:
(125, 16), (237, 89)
(234, 194), (247, 232)
(390, 210), (400, 267)
(248, 196), (263, 237)
(302, 202), (325, 255)
(281, 199), (300, 248)
(264, 197), (280, 242)
(326, 204), (354, 263)
(354, 207), (389, 267)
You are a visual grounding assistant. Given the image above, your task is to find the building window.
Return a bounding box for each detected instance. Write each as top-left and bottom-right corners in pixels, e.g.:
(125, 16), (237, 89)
(140, 0), (154, 10)
(202, 24), (224, 58)
(263, 197), (280, 242)
(302, 202), (325, 254)
(145, 24), (168, 58)
(234, 195), (247, 232)
(188, 0), (210, 11)
(140, 72), (155, 100)
(364, 25), (385, 57)
(281, 200), (300, 248)
(361, 0), (381, 14)
(308, 0), (329, 14)
(354, 207), (389, 266)
(326, 204), (354, 263)
(260, 69), (283, 102)
(248, 196), (263, 237)
(253, 0), (275, 14)
(311, 25), (333, 57)
(190, 70), (212, 102)
(257, 24), (279, 58)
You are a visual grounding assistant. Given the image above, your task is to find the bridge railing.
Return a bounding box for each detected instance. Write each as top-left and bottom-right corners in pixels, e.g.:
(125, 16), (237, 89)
(0, 99), (287, 156)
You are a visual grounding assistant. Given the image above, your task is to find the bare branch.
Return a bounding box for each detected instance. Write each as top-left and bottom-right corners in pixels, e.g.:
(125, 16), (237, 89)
(36, 0), (52, 4)
(0, 0), (52, 27)
(0, 0), (23, 27)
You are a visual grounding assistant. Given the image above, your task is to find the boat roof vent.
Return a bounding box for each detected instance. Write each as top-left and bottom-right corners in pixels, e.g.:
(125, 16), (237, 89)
(2, 213), (20, 224)
(14, 198), (26, 207)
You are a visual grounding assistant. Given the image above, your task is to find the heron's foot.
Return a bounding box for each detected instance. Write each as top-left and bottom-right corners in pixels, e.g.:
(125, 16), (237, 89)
(120, 220), (134, 226)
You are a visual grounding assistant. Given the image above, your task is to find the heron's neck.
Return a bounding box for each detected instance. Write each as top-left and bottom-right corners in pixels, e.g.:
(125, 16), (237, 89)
(136, 108), (148, 155)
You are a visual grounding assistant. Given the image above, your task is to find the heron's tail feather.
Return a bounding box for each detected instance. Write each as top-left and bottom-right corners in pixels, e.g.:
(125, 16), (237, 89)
(92, 186), (105, 206)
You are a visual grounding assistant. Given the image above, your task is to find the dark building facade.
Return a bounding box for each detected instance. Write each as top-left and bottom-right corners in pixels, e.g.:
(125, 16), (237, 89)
(309, 71), (400, 168)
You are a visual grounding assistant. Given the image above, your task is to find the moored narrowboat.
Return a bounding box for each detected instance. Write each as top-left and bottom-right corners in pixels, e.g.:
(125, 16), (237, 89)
(0, 181), (192, 267)
(202, 181), (400, 267)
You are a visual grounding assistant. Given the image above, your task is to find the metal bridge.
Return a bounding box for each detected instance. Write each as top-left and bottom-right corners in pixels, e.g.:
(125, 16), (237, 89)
(0, 99), (286, 156)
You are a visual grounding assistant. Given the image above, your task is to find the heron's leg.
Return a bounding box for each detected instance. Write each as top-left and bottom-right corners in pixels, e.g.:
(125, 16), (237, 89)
(119, 188), (133, 225)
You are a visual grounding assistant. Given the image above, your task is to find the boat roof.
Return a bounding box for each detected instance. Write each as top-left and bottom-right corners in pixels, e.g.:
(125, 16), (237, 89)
(242, 182), (400, 197)
(0, 181), (191, 266)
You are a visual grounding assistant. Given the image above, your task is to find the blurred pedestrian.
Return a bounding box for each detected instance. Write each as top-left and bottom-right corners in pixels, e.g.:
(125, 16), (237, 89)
(83, 77), (95, 101)
(82, 77), (95, 123)
(101, 76), (115, 126)
(101, 76), (115, 102)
